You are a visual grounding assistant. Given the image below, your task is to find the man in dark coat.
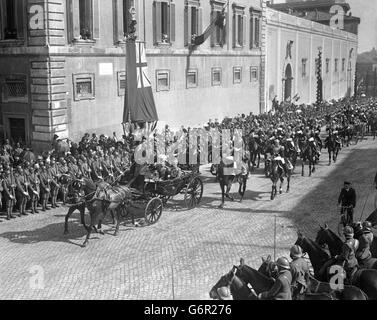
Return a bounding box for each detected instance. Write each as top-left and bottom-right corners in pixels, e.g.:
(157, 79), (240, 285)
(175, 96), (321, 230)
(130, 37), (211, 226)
(338, 181), (356, 224)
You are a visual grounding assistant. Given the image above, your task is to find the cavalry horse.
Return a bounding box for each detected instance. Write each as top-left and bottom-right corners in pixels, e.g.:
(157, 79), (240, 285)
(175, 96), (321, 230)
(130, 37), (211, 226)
(283, 139), (298, 171)
(258, 255), (367, 300)
(246, 134), (265, 170)
(217, 157), (249, 207)
(297, 230), (377, 300)
(209, 259), (335, 300)
(269, 158), (291, 200)
(298, 138), (316, 177)
(324, 133), (341, 165)
(315, 225), (377, 271)
(355, 121), (367, 144)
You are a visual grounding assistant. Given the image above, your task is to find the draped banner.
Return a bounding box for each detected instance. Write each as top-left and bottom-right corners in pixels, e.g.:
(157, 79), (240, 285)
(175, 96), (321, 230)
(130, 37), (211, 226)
(123, 41), (158, 124)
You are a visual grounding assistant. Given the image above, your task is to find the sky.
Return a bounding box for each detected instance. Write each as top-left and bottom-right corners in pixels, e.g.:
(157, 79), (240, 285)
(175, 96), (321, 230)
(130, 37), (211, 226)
(272, 0), (377, 54)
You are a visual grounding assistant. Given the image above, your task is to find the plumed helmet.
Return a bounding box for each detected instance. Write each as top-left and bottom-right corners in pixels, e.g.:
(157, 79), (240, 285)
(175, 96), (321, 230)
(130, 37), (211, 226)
(290, 245), (303, 259)
(362, 221), (372, 231)
(343, 226), (354, 237)
(276, 257), (290, 270)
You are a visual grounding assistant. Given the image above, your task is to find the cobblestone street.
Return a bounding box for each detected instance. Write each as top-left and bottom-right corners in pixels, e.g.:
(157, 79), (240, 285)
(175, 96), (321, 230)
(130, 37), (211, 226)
(0, 138), (377, 300)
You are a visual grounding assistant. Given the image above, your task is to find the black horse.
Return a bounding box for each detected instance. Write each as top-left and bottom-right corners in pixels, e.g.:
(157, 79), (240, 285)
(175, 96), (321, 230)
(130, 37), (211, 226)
(324, 134), (341, 165)
(217, 158), (248, 208)
(63, 178), (98, 236)
(258, 255), (367, 300)
(298, 139), (316, 177)
(247, 135), (265, 170)
(297, 229), (377, 300)
(269, 158), (291, 200)
(315, 225), (377, 271)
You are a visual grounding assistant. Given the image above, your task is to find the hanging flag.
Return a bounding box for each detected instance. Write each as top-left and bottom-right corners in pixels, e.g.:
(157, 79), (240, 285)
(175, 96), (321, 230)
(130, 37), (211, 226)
(193, 5), (227, 46)
(123, 41), (158, 125)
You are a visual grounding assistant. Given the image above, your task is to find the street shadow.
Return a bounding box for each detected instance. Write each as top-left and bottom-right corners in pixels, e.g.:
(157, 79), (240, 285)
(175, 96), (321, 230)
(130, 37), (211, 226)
(287, 146), (377, 241)
(0, 219), (91, 247)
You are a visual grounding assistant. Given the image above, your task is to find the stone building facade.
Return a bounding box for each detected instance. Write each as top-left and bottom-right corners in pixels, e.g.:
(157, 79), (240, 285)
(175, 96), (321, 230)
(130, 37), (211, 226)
(265, 6), (358, 109)
(0, 0), (357, 151)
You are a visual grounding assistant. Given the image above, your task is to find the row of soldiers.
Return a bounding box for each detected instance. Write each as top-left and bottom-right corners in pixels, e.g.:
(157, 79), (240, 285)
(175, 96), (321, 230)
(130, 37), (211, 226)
(0, 150), (132, 220)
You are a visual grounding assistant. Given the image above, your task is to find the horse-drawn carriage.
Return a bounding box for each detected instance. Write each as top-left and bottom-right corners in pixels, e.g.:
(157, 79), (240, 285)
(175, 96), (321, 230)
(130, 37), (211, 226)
(144, 170), (203, 209)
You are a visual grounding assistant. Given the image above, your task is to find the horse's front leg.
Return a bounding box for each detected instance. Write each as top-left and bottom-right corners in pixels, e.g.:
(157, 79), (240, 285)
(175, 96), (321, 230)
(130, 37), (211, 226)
(82, 225), (93, 247)
(301, 160), (305, 177)
(64, 206), (76, 235)
(257, 153), (261, 168)
(79, 203), (87, 230)
(279, 177), (284, 194)
(219, 181), (225, 208)
(328, 152), (331, 165)
(226, 182), (234, 201)
(286, 175), (290, 193)
(114, 208), (121, 236)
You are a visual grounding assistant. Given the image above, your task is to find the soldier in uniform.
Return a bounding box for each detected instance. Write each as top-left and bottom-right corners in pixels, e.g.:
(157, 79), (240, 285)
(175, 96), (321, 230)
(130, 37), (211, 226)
(28, 163), (41, 214)
(268, 139), (288, 175)
(67, 156), (81, 179)
(39, 164), (51, 211)
(289, 245), (310, 299)
(58, 158), (70, 204)
(49, 157), (61, 208)
(90, 154), (103, 182)
(78, 155), (91, 179)
(2, 168), (16, 220)
(335, 226), (359, 284)
(112, 151), (123, 178)
(355, 221), (374, 268)
(15, 165), (30, 217)
(258, 257), (292, 300)
(101, 153), (114, 183)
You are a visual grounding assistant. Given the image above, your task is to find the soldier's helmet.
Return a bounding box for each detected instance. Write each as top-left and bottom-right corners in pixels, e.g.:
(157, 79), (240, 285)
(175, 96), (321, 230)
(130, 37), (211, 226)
(362, 221), (372, 232)
(290, 245), (303, 259)
(343, 226), (354, 238)
(276, 257), (290, 270)
(34, 164), (40, 170)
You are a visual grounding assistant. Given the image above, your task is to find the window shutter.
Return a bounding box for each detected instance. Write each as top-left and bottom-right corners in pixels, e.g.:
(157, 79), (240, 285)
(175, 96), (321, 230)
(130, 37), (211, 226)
(16, 0), (25, 39)
(243, 15), (246, 47)
(93, 0), (100, 39)
(250, 16), (254, 49)
(198, 6), (203, 35)
(222, 13), (227, 46)
(169, 1), (175, 43)
(153, 1), (161, 44)
(184, 5), (188, 46)
(210, 10), (215, 47)
(232, 13), (236, 48)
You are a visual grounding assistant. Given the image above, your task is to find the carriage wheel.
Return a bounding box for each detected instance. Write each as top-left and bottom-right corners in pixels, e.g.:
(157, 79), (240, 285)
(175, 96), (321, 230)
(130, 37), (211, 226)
(145, 197), (163, 225)
(184, 177), (203, 209)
